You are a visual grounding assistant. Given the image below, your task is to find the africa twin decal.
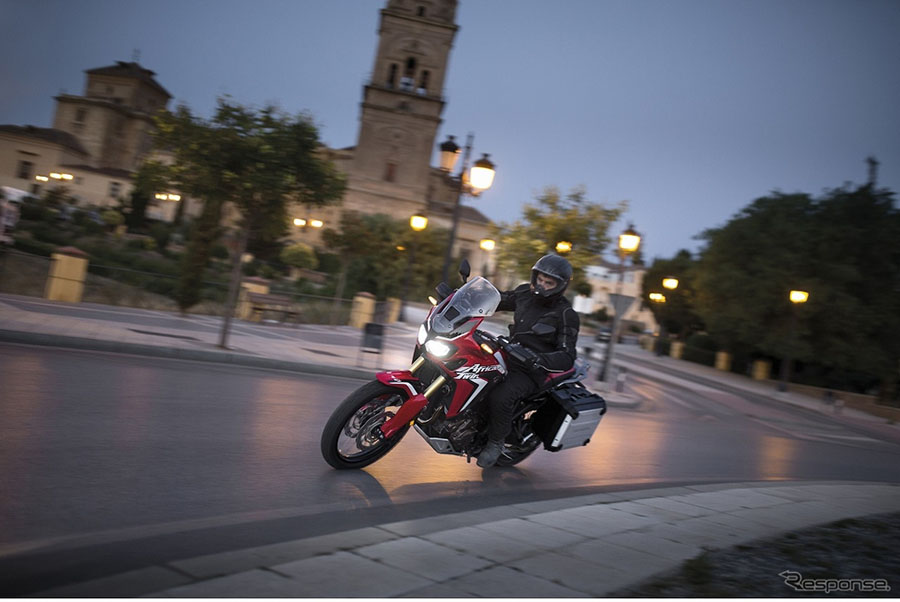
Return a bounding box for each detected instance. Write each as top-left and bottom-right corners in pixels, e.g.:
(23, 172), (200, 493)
(455, 363), (503, 379)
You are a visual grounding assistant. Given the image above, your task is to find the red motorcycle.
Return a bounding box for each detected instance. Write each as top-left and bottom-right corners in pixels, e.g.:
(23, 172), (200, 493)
(320, 265), (607, 469)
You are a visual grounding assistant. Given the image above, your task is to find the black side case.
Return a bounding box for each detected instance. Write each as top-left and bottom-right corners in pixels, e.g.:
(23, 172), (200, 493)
(532, 383), (607, 451)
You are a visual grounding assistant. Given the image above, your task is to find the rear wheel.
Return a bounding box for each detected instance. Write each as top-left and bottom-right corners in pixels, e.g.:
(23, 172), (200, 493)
(320, 380), (411, 470)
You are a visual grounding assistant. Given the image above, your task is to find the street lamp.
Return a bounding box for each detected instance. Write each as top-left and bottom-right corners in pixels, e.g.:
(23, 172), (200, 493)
(555, 241), (572, 254)
(480, 238), (496, 280)
(663, 278), (679, 290)
(599, 224), (642, 383)
(778, 289), (809, 392)
(400, 214), (428, 322)
(438, 133), (496, 283)
(293, 217), (325, 228)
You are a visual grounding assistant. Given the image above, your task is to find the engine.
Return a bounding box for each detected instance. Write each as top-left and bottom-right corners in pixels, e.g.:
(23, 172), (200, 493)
(417, 410), (484, 454)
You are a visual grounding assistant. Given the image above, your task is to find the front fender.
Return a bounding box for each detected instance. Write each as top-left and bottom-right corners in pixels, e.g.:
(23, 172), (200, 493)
(376, 370), (428, 439)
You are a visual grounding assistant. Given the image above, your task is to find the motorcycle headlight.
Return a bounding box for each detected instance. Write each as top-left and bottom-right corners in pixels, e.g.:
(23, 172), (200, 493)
(425, 339), (454, 358)
(417, 324), (428, 345)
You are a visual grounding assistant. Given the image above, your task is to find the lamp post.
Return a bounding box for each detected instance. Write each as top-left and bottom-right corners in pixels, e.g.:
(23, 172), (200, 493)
(400, 214), (428, 322)
(599, 224), (641, 383)
(778, 289), (809, 392)
(438, 134), (495, 283)
(479, 238), (495, 280)
(657, 277), (678, 355)
(555, 241), (572, 254)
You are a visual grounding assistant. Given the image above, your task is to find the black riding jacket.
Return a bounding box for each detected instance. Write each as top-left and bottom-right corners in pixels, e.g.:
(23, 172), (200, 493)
(498, 283), (580, 373)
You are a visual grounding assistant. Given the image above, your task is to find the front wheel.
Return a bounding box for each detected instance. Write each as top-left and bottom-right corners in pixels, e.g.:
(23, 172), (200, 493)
(320, 380), (411, 469)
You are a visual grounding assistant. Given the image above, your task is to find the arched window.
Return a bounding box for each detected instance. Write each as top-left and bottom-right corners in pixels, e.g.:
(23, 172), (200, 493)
(387, 64), (398, 88)
(417, 6), (426, 17)
(401, 57), (416, 91)
(418, 70), (430, 94)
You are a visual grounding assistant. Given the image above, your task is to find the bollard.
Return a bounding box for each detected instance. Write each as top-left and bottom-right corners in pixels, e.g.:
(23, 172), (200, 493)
(715, 351), (732, 372)
(670, 341), (685, 360)
(45, 246), (89, 303)
(349, 292), (376, 329)
(385, 297), (402, 323)
(752, 359), (772, 381)
(615, 367), (627, 392)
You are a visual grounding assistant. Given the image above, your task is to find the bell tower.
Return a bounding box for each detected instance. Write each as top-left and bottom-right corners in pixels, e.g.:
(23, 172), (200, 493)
(351, 0), (458, 205)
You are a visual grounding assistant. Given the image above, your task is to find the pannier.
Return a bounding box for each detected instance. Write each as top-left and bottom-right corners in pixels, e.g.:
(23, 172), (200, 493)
(532, 383), (607, 451)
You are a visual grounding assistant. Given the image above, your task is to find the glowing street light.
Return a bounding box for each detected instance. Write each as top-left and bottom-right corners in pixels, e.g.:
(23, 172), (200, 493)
(778, 289), (811, 392)
(663, 278), (679, 290)
(479, 238), (495, 251)
(555, 241), (572, 254)
(438, 133), (496, 283)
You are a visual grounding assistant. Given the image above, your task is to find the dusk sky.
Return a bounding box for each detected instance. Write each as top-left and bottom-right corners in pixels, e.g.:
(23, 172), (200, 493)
(2, 0), (898, 261)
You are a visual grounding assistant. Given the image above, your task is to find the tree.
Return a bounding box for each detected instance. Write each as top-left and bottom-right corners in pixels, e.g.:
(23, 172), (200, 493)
(154, 98), (346, 345)
(641, 249), (704, 338)
(491, 186), (627, 288)
(692, 185), (900, 398)
(126, 161), (168, 230)
(280, 242), (318, 272)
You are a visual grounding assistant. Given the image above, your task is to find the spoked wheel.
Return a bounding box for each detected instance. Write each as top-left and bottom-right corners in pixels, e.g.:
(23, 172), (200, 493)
(321, 380), (411, 469)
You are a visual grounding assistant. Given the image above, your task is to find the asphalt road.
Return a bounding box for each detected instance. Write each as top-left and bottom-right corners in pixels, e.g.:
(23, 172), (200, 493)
(1, 343), (899, 593)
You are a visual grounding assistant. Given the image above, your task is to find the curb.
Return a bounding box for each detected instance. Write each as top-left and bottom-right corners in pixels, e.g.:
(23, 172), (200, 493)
(0, 329), (374, 381)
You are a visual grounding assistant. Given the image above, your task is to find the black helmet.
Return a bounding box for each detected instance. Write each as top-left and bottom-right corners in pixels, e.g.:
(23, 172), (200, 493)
(531, 254), (573, 298)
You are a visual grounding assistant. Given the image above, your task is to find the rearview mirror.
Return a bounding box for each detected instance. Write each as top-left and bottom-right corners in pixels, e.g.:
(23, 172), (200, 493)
(435, 282), (453, 301)
(459, 259), (471, 283)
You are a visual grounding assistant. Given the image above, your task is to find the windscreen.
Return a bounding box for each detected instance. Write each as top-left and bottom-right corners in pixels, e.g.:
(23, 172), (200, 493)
(430, 277), (501, 334)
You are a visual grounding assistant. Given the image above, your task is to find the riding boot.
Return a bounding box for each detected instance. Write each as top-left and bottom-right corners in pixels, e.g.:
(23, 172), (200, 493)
(477, 439), (504, 468)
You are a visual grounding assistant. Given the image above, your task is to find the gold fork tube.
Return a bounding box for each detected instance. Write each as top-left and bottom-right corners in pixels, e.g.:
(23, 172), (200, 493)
(410, 356), (426, 374)
(423, 375), (447, 399)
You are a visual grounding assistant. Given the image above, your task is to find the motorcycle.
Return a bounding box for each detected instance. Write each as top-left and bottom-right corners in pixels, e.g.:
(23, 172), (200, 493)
(320, 262), (607, 469)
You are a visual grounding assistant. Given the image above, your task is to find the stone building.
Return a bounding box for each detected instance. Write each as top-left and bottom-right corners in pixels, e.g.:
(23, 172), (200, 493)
(291, 0), (496, 276)
(0, 61), (194, 221)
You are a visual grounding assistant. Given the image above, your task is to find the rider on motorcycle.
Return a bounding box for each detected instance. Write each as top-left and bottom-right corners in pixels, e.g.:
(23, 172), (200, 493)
(477, 254), (581, 467)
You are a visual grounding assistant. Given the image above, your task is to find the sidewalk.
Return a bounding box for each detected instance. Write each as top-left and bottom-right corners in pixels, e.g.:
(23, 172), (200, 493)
(33, 481), (900, 597)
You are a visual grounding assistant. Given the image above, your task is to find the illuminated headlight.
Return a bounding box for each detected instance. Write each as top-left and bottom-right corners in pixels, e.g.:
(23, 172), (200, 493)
(417, 325), (428, 345)
(425, 339), (453, 358)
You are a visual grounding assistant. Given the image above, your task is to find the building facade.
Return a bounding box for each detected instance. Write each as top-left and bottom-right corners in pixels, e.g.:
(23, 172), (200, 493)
(0, 61), (202, 222)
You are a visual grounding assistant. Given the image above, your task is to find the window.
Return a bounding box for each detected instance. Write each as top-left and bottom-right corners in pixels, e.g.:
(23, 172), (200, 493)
(32, 183), (41, 195)
(16, 160), (34, 180)
(418, 70), (430, 94)
(417, 5), (426, 16)
(109, 181), (121, 197)
(384, 162), (397, 182)
(75, 108), (87, 123)
(387, 64), (397, 88)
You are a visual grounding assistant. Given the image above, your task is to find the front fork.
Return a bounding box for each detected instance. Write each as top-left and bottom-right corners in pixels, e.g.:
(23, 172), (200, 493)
(377, 356), (447, 439)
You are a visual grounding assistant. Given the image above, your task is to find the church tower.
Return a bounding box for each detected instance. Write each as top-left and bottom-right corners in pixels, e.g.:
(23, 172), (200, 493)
(349, 0), (458, 211)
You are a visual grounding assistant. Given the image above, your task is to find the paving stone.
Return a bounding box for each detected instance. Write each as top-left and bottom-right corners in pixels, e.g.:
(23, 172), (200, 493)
(641, 518), (754, 549)
(527, 505), (657, 538)
(169, 527), (397, 578)
(628, 496), (712, 518)
(509, 551), (643, 596)
(720, 488), (804, 508)
(271, 551), (432, 597)
(38, 566), (191, 598)
(152, 569), (309, 598)
(606, 499), (697, 521)
(398, 582), (476, 597)
(479, 517), (589, 547)
(355, 536), (491, 582)
(561, 538), (681, 575)
(603, 528), (700, 561)
(380, 506), (513, 536)
(446, 565), (587, 598)
(422, 525), (544, 563)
